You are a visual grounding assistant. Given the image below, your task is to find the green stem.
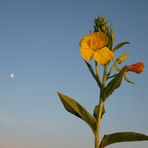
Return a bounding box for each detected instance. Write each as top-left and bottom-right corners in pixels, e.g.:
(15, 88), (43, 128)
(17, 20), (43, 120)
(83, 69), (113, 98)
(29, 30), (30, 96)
(107, 62), (115, 79)
(95, 64), (108, 148)
(102, 64), (107, 86)
(95, 98), (104, 148)
(95, 61), (102, 88)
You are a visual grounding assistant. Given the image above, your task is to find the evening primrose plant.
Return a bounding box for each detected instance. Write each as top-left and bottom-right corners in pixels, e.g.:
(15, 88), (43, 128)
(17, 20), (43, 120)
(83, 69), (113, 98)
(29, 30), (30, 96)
(58, 16), (148, 148)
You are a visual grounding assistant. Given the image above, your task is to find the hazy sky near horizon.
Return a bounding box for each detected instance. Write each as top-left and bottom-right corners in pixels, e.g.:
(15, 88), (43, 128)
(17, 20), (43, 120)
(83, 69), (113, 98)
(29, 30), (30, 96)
(0, 0), (148, 148)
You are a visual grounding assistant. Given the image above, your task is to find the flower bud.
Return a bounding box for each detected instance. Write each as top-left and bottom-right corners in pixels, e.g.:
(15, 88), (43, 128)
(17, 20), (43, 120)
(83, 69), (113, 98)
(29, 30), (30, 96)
(126, 62), (144, 74)
(116, 53), (129, 64)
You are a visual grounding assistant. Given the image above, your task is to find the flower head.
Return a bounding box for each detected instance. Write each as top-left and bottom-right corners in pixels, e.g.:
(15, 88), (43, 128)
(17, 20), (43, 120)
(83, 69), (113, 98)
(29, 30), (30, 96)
(80, 32), (114, 64)
(126, 62), (144, 74)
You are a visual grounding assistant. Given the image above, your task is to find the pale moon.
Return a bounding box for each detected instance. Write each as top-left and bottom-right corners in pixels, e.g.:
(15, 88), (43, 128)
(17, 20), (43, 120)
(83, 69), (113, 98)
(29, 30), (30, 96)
(10, 73), (14, 79)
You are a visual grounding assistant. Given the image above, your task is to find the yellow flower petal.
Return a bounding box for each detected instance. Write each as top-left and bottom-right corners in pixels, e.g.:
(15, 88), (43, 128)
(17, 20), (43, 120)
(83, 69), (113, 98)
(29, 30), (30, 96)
(79, 34), (91, 49)
(94, 47), (114, 64)
(80, 47), (93, 61)
(93, 50), (108, 64)
(80, 34), (93, 61)
(100, 47), (114, 60)
(80, 32), (108, 51)
(91, 32), (109, 49)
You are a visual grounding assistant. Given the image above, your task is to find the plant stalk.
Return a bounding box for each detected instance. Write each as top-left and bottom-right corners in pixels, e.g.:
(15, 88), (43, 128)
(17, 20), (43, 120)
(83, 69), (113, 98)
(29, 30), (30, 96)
(95, 64), (107, 148)
(95, 98), (104, 148)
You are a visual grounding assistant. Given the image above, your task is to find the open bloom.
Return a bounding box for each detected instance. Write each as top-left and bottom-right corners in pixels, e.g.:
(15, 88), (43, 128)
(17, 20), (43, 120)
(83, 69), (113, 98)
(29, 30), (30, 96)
(80, 32), (114, 65)
(126, 62), (144, 74)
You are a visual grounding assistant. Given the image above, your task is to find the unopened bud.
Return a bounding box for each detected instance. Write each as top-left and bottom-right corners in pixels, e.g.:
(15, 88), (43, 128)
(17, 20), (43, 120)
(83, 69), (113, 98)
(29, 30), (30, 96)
(126, 62), (144, 74)
(116, 53), (129, 64)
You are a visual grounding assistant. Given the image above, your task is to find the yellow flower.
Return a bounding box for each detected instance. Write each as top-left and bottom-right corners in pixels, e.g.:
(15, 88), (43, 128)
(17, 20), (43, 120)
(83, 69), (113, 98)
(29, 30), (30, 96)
(80, 32), (114, 64)
(116, 53), (129, 64)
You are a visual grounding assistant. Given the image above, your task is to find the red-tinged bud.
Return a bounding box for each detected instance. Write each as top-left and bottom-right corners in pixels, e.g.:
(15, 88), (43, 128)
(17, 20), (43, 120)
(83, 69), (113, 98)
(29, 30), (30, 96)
(126, 62), (144, 74)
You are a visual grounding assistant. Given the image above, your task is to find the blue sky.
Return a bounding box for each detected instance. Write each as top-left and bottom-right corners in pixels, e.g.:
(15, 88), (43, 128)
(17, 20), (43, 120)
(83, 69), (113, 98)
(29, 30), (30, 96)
(0, 0), (148, 148)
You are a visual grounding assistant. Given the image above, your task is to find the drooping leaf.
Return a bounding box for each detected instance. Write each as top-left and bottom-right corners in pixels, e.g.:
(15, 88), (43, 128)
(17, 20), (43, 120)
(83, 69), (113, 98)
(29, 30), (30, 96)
(104, 66), (126, 100)
(85, 61), (101, 87)
(85, 60), (96, 80)
(93, 104), (105, 119)
(100, 132), (148, 148)
(58, 93), (97, 134)
(113, 41), (130, 52)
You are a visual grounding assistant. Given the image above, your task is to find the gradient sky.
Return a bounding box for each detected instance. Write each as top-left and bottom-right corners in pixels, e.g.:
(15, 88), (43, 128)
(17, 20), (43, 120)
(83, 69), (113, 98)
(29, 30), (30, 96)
(0, 0), (148, 148)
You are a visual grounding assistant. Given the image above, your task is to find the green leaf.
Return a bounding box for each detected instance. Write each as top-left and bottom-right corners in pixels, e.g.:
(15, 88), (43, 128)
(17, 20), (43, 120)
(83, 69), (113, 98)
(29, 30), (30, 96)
(104, 66), (126, 100)
(93, 104), (105, 119)
(85, 61), (101, 87)
(113, 41), (130, 52)
(85, 61), (96, 80)
(100, 132), (148, 148)
(58, 93), (97, 134)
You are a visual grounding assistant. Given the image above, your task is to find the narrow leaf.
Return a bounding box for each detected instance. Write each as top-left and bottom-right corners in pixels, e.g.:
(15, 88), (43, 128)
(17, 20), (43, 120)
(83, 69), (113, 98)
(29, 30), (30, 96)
(113, 41), (130, 52)
(58, 93), (97, 134)
(104, 66), (126, 100)
(85, 60), (101, 87)
(85, 60), (96, 80)
(100, 132), (148, 148)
